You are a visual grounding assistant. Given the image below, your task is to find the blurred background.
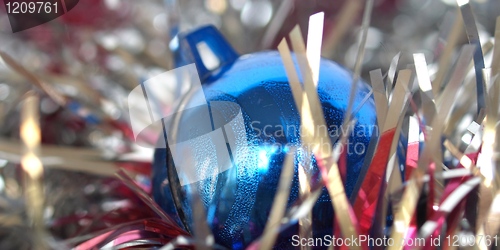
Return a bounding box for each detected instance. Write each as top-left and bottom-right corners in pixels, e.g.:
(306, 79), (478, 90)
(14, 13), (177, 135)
(0, 0), (498, 248)
(0, 0), (498, 146)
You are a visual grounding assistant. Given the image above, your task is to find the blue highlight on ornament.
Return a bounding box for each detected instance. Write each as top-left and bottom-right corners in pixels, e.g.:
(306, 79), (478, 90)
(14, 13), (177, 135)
(257, 147), (278, 174)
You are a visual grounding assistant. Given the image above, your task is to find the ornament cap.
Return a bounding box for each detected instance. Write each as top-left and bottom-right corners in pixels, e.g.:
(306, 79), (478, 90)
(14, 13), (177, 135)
(178, 25), (239, 82)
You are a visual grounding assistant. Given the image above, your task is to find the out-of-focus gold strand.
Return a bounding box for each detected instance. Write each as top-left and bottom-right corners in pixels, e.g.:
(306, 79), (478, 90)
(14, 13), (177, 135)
(321, 0), (362, 58)
(480, 16), (500, 241)
(259, 150), (296, 250)
(433, 9), (463, 96)
(20, 92), (47, 249)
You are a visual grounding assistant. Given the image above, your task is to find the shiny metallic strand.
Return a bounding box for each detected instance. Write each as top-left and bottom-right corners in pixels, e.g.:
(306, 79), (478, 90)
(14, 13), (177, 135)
(252, 149), (295, 250)
(0, 0), (499, 249)
(389, 45), (475, 250)
(459, 0), (487, 117)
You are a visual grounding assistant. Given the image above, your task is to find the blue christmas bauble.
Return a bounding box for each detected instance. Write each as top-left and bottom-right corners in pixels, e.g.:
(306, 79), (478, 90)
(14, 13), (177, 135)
(152, 26), (377, 249)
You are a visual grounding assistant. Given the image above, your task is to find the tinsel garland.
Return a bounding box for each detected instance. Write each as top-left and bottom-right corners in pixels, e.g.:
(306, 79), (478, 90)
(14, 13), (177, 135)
(0, 0), (499, 249)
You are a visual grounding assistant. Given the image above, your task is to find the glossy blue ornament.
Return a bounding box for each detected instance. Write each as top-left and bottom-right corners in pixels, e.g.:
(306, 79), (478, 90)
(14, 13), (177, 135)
(152, 25), (377, 249)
